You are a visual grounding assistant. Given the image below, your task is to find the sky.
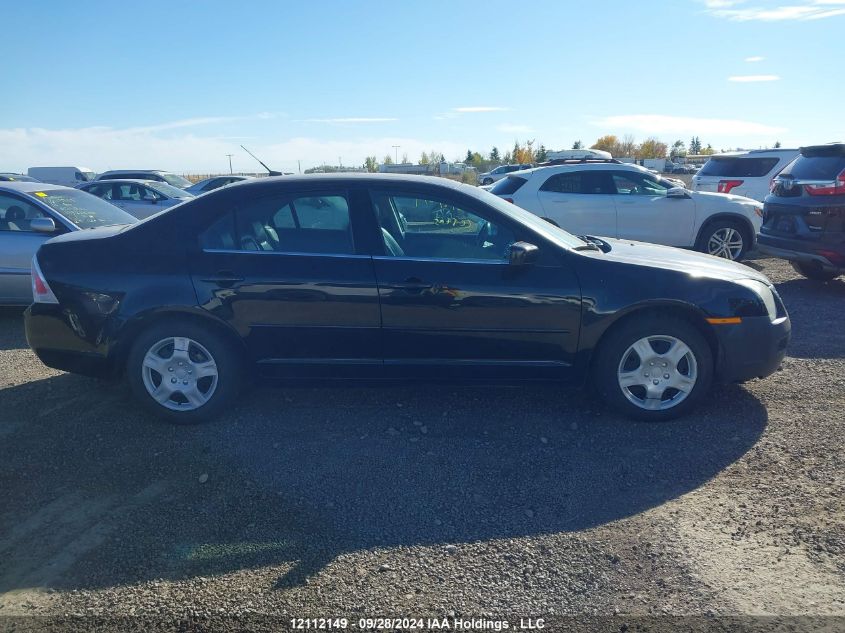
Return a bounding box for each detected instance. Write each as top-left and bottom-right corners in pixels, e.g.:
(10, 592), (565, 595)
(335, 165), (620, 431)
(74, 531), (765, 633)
(2, 0), (844, 174)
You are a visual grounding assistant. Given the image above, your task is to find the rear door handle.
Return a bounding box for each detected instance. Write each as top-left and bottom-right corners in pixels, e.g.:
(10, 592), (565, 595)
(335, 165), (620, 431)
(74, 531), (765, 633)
(202, 270), (244, 287)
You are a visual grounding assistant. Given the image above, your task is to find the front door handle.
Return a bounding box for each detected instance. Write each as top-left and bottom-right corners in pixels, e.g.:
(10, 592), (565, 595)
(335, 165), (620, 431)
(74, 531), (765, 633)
(202, 270), (244, 287)
(402, 276), (432, 293)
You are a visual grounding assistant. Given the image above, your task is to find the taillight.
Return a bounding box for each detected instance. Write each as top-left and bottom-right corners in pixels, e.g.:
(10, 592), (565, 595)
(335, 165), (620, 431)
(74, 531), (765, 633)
(818, 250), (845, 266)
(31, 256), (58, 304)
(804, 168), (845, 196)
(717, 179), (743, 194)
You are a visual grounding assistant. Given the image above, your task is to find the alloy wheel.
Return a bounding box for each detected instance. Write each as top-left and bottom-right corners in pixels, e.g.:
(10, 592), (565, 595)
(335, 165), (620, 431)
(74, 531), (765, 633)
(707, 227), (744, 260)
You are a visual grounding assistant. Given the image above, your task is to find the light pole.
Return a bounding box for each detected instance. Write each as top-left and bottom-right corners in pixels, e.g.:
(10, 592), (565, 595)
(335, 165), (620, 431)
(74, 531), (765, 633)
(392, 145), (400, 164)
(225, 154), (233, 174)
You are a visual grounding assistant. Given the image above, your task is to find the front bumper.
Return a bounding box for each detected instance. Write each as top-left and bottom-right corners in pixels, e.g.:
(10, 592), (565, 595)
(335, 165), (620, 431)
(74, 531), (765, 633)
(24, 303), (116, 378)
(714, 314), (791, 383)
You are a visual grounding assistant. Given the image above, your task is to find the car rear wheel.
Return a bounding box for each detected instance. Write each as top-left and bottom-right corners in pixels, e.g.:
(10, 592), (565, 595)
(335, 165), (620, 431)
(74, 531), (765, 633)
(482, 178), (493, 185)
(593, 315), (713, 421)
(696, 220), (748, 261)
(126, 320), (242, 423)
(791, 261), (840, 282)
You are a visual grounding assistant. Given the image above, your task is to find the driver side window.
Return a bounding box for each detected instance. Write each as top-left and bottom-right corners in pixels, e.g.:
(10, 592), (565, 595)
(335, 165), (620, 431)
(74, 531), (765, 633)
(611, 172), (670, 196)
(373, 192), (516, 261)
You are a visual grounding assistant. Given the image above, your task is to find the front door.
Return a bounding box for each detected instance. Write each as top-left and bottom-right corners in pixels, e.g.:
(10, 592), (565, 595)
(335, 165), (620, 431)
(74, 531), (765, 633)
(368, 189), (581, 380)
(189, 187), (382, 378)
(610, 171), (696, 247)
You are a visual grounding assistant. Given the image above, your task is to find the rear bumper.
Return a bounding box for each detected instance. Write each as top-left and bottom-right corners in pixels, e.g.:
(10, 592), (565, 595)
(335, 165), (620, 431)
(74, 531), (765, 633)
(24, 304), (116, 378)
(757, 235), (844, 272)
(714, 314), (791, 383)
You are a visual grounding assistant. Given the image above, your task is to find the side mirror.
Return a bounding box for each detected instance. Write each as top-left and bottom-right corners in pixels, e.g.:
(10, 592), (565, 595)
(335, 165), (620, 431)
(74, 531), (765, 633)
(667, 187), (688, 199)
(31, 217), (57, 233)
(509, 241), (539, 266)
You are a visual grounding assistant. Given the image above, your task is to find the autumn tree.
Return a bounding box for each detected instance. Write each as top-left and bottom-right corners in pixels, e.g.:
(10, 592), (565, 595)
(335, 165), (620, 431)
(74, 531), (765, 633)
(591, 135), (619, 155)
(364, 156), (378, 172)
(383, 154), (394, 165)
(618, 135), (636, 158)
(419, 152), (430, 165)
(700, 144), (716, 155)
(636, 138), (668, 159)
(670, 140), (687, 159)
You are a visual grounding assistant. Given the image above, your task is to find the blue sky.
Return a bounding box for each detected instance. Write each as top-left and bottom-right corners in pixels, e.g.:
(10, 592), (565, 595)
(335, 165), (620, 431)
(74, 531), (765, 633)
(2, 0), (843, 173)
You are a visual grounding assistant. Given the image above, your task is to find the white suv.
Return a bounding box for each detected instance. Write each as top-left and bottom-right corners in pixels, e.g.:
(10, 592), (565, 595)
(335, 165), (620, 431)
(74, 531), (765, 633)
(477, 164), (532, 186)
(490, 161), (763, 261)
(691, 149), (799, 202)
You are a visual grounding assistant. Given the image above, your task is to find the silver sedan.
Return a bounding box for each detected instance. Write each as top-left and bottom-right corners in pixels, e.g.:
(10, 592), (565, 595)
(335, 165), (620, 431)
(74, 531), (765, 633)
(0, 182), (137, 305)
(78, 179), (194, 219)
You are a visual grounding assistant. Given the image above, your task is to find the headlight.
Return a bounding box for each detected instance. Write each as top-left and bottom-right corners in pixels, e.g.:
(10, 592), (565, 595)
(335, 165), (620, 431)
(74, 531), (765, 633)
(735, 278), (777, 320)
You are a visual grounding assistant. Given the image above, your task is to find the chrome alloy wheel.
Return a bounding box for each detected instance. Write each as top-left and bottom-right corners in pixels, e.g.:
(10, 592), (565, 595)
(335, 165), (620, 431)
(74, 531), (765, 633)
(141, 337), (218, 411)
(617, 335), (698, 411)
(707, 227), (744, 260)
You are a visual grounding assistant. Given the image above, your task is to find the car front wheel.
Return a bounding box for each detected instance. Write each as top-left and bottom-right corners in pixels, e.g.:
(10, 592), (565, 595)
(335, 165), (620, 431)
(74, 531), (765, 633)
(791, 261), (840, 281)
(696, 220), (748, 261)
(593, 315), (713, 421)
(126, 320), (242, 423)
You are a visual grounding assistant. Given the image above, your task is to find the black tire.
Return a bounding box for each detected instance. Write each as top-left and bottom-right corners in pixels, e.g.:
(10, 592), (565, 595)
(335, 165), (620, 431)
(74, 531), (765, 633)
(592, 315), (714, 422)
(126, 320), (243, 424)
(791, 261), (840, 282)
(482, 178), (493, 185)
(695, 218), (750, 261)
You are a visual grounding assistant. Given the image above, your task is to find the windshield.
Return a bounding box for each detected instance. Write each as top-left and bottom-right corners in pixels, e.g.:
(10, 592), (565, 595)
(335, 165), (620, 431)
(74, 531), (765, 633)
(159, 173), (193, 188)
(469, 187), (587, 249)
(150, 182), (194, 199)
(34, 188), (138, 229)
(80, 171), (97, 181)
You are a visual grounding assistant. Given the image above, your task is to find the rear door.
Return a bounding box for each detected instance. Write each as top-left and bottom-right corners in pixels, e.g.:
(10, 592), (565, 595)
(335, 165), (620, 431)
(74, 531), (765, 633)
(535, 170), (617, 238)
(368, 187), (581, 379)
(188, 186), (382, 377)
(611, 171), (696, 247)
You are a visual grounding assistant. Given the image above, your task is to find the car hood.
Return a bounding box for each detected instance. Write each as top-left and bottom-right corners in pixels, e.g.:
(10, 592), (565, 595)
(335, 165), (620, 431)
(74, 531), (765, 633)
(590, 238), (770, 284)
(690, 190), (760, 208)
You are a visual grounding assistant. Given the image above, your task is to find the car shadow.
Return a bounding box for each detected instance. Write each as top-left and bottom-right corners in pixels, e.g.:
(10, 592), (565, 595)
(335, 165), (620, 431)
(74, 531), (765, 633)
(0, 372), (768, 594)
(0, 307), (27, 351)
(774, 276), (845, 359)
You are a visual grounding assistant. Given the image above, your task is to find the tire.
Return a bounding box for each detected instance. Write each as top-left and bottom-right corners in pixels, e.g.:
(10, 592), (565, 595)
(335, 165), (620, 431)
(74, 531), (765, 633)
(126, 320), (243, 424)
(592, 315), (714, 422)
(695, 219), (749, 261)
(791, 261), (840, 282)
(482, 178), (493, 186)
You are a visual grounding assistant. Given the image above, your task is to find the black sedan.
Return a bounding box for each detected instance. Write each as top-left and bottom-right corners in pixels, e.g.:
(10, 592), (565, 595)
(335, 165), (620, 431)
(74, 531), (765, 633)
(25, 174), (790, 423)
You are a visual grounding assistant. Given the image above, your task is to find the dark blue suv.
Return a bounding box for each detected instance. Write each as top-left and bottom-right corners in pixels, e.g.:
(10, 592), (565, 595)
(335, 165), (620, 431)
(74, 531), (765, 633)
(759, 143), (845, 281)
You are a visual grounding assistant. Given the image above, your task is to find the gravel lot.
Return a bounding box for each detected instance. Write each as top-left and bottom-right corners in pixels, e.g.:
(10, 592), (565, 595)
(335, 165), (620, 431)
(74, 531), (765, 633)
(0, 256), (843, 630)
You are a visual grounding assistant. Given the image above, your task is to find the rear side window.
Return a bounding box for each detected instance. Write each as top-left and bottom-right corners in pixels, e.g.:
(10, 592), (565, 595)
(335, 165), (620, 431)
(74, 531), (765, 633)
(490, 176), (527, 195)
(781, 155), (845, 180)
(698, 157), (779, 178)
(200, 193), (354, 254)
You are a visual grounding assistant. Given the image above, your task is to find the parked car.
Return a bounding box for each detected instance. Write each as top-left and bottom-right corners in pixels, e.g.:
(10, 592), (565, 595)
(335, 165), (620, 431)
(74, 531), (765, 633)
(25, 174), (789, 423)
(490, 162), (763, 260)
(0, 173), (40, 182)
(185, 175), (254, 196)
(757, 143), (845, 281)
(691, 149), (799, 202)
(95, 170), (193, 189)
(477, 164), (533, 186)
(79, 180), (194, 219)
(0, 182), (136, 305)
(27, 166), (97, 188)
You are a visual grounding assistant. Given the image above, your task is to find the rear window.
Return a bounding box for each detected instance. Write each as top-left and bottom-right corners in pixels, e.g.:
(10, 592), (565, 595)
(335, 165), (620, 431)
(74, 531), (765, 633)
(698, 157), (779, 178)
(34, 189), (138, 229)
(490, 176), (527, 195)
(781, 155), (845, 180)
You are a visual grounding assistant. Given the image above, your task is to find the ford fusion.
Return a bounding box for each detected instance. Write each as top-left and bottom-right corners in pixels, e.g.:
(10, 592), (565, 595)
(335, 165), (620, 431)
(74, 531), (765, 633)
(25, 174), (790, 423)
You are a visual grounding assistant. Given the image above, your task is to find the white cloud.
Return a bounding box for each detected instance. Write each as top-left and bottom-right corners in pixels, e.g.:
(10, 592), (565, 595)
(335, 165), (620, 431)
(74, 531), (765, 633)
(0, 125), (467, 173)
(453, 106), (510, 113)
(744, 55), (766, 62)
(298, 117), (398, 124)
(496, 123), (534, 134)
(704, 0), (845, 21)
(593, 114), (786, 136)
(728, 74), (781, 81)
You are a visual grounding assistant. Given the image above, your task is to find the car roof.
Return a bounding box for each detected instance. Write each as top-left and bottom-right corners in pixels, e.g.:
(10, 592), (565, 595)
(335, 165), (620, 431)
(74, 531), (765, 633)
(219, 172), (468, 190)
(516, 162), (651, 178)
(84, 179), (161, 185)
(709, 149), (798, 158)
(0, 181), (73, 193)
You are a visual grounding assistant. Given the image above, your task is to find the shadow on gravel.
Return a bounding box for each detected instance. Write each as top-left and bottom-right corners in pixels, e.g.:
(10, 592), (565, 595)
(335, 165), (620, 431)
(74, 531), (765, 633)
(0, 372), (767, 594)
(774, 276), (845, 359)
(0, 307), (27, 351)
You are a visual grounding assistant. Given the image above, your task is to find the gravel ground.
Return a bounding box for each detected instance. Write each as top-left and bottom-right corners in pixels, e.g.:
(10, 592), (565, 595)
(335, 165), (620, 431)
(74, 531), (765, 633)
(0, 256), (843, 631)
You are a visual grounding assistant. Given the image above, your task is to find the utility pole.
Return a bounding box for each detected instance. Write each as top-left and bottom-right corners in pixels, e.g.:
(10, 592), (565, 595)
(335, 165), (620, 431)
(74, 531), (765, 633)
(298, 160), (301, 174)
(225, 154), (233, 174)
(392, 145), (400, 164)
